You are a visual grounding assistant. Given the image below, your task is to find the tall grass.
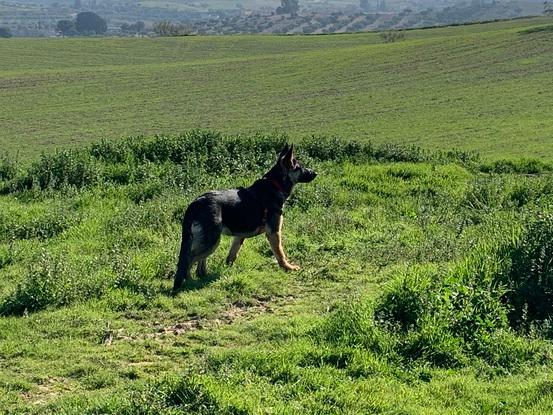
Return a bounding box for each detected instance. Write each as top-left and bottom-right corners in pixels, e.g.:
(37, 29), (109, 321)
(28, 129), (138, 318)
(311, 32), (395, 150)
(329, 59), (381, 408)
(319, 212), (553, 370)
(1, 131), (483, 195)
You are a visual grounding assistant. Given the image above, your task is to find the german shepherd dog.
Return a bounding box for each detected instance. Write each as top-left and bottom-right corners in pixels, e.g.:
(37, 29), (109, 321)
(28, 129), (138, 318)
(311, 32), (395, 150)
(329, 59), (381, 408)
(173, 144), (317, 291)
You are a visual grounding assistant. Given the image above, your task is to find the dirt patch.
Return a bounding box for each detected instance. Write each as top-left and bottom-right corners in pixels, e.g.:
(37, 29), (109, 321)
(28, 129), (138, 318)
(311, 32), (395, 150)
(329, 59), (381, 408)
(113, 295), (292, 343)
(22, 377), (73, 405)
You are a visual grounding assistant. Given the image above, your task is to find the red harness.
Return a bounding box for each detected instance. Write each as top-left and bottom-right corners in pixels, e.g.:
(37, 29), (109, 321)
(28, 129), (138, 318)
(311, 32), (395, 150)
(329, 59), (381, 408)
(268, 178), (285, 193)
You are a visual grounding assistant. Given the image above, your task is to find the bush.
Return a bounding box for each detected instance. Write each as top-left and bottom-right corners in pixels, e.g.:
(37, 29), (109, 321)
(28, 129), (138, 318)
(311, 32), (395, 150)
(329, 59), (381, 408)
(480, 158), (552, 174)
(152, 21), (193, 36)
(15, 150), (101, 191)
(0, 252), (78, 315)
(318, 222), (552, 369)
(380, 30), (406, 43)
(75, 12), (107, 35)
(0, 206), (77, 242)
(498, 212), (553, 328)
(0, 153), (18, 181)
(0, 27), (12, 38)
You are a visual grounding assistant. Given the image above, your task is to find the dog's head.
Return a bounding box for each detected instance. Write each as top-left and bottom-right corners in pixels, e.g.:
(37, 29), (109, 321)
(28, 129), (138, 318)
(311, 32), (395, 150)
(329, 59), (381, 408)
(277, 144), (317, 184)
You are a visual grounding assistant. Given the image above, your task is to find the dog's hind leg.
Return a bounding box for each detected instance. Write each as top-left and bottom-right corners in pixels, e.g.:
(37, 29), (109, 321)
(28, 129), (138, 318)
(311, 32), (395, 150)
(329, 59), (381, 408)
(173, 242), (192, 291)
(189, 217), (222, 278)
(196, 258), (207, 277)
(226, 237), (245, 266)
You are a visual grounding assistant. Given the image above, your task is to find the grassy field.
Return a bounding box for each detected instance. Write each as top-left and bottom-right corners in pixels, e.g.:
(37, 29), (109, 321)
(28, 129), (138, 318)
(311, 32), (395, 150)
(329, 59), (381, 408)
(1, 17), (553, 414)
(1, 17), (553, 160)
(0, 131), (553, 413)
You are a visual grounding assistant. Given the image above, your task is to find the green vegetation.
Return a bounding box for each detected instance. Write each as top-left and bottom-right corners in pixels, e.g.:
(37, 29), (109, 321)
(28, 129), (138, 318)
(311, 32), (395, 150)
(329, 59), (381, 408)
(1, 17), (553, 159)
(2, 17), (553, 414)
(1, 130), (553, 413)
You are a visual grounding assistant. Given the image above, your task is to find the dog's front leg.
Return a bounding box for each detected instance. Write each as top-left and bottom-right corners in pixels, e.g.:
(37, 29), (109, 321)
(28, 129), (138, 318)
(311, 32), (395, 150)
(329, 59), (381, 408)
(265, 214), (300, 271)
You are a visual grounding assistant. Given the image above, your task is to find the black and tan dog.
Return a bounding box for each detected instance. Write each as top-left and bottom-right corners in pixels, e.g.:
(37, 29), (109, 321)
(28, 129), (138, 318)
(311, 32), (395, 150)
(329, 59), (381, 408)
(173, 144), (316, 291)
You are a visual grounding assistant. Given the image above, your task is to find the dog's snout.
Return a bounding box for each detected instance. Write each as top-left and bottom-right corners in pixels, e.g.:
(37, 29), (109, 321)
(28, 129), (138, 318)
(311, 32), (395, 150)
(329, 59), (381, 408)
(301, 169), (317, 183)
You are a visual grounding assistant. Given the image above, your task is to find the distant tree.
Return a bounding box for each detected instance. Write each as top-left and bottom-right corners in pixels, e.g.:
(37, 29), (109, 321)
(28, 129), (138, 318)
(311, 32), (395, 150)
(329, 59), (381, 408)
(153, 21), (173, 36)
(380, 30), (405, 43)
(56, 19), (77, 36)
(545, 1), (553, 15)
(134, 21), (146, 33)
(0, 27), (12, 38)
(276, 0), (299, 16)
(75, 12), (107, 35)
(360, 0), (370, 11)
(121, 21), (146, 34)
(152, 21), (192, 36)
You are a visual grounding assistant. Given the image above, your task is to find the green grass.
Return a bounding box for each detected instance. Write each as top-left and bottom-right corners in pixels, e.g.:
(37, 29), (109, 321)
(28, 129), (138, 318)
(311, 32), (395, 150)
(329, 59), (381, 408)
(1, 16), (553, 160)
(2, 16), (553, 413)
(1, 131), (553, 413)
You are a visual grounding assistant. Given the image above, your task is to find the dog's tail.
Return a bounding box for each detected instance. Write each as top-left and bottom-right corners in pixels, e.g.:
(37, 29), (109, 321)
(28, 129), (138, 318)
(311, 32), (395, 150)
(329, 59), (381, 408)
(173, 207), (194, 292)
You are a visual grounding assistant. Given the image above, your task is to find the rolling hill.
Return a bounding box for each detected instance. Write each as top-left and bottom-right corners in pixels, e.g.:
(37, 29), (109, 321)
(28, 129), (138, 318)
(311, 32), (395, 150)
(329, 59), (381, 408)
(1, 16), (552, 160)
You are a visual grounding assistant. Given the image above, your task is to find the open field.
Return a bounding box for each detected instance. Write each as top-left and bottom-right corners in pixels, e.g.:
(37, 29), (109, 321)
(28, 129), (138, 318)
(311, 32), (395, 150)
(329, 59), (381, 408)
(1, 17), (553, 414)
(1, 131), (553, 413)
(1, 17), (553, 160)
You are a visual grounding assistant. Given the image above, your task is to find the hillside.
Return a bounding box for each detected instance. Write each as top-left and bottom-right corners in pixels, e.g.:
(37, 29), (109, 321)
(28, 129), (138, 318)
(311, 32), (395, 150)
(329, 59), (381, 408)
(1, 17), (553, 160)
(1, 132), (553, 413)
(1, 18), (553, 412)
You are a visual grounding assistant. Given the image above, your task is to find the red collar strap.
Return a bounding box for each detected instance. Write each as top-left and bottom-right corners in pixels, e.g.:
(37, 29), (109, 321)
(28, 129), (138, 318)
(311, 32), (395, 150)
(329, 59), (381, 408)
(267, 177), (286, 193)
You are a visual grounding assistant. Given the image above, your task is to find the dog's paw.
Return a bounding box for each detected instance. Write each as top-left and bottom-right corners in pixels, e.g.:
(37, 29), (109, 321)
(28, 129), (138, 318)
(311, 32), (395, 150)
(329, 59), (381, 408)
(282, 262), (301, 271)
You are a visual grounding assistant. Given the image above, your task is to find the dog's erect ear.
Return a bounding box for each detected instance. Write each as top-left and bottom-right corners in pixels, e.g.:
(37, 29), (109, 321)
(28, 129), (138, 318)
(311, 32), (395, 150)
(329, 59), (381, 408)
(281, 144), (295, 169)
(278, 144), (290, 159)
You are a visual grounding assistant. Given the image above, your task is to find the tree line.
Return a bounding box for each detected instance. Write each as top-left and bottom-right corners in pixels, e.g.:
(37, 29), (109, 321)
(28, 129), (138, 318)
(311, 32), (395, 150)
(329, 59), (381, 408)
(56, 12), (107, 36)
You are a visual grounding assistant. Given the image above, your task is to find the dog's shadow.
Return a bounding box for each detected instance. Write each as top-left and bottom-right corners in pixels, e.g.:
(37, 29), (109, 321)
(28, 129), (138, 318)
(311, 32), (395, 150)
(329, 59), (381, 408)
(166, 271), (222, 297)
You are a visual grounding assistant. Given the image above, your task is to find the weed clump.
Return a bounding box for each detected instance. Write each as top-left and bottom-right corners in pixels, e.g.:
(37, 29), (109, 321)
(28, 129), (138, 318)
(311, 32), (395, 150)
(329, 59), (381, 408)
(0, 252), (78, 314)
(24, 150), (102, 191)
(498, 212), (553, 329)
(0, 245), (165, 315)
(480, 158), (553, 174)
(380, 30), (406, 43)
(519, 24), (553, 35)
(319, 213), (553, 369)
(0, 153), (18, 181)
(0, 207), (77, 242)
(57, 374), (233, 415)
